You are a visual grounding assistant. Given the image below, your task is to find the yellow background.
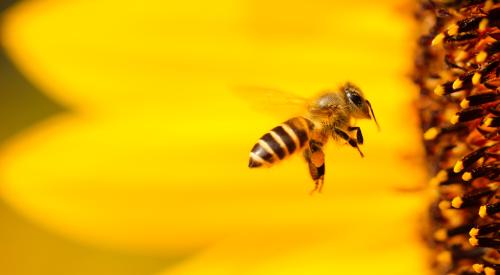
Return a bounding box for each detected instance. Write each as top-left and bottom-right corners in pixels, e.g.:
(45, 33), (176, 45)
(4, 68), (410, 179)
(0, 0), (430, 274)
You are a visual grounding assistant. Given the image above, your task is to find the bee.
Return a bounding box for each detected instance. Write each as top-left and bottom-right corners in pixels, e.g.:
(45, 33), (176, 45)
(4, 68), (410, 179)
(246, 82), (379, 193)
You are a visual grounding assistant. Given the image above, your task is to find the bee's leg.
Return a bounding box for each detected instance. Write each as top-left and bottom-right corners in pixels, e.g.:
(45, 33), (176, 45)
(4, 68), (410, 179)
(303, 140), (325, 194)
(348, 126), (363, 144)
(334, 128), (364, 158)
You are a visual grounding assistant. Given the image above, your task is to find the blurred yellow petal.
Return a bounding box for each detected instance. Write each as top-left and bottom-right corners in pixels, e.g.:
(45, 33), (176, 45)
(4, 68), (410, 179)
(161, 195), (429, 275)
(1, 0), (428, 273)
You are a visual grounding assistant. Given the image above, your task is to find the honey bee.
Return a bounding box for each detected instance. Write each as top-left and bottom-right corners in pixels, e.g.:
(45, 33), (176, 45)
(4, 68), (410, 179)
(246, 82), (379, 193)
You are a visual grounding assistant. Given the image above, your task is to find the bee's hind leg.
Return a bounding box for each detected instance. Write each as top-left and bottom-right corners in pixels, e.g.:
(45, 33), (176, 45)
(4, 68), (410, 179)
(304, 140), (325, 194)
(310, 178), (324, 195)
(348, 126), (363, 144)
(334, 128), (364, 158)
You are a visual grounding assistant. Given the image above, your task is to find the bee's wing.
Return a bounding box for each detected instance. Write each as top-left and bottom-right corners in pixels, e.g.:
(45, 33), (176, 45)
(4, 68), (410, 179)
(232, 85), (309, 120)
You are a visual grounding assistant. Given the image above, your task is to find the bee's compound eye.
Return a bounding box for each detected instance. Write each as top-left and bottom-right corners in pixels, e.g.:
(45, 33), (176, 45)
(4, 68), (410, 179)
(347, 92), (363, 107)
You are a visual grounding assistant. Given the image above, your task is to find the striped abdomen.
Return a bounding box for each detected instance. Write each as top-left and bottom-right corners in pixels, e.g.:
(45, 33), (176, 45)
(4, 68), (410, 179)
(249, 116), (314, 168)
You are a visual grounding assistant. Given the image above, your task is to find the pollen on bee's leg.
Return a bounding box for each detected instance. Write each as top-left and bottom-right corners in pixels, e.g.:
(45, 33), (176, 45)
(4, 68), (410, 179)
(310, 151), (324, 167)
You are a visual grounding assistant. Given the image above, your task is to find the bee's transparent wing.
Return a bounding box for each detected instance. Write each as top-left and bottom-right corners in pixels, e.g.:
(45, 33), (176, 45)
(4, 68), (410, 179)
(232, 85), (309, 120)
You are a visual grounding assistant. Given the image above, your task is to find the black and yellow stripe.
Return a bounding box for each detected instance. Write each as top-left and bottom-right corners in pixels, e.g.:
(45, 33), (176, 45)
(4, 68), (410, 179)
(248, 117), (313, 168)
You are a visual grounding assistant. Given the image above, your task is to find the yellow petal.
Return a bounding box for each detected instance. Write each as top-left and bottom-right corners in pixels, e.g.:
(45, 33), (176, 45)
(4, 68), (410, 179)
(161, 196), (428, 275)
(1, 0), (427, 273)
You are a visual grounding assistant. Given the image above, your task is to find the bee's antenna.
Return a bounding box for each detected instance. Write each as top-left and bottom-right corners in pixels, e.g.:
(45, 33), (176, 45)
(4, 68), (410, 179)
(366, 100), (380, 131)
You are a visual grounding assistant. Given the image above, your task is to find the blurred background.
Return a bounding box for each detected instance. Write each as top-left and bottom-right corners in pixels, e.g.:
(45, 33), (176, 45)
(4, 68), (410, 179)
(0, 0), (430, 274)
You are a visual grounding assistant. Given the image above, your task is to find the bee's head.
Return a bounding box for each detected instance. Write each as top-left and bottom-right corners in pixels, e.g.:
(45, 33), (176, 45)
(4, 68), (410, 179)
(343, 83), (379, 129)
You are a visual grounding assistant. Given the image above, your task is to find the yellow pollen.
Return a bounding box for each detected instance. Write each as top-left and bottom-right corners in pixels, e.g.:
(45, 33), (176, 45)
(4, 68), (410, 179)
(479, 205), (487, 218)
(478, 18), (489, 32)
(472, 72), (481, 85)
(452, 79), (463, 89)
(460, 99), (470, 109)
(447, 24), (459, 35)
(434, 85), (445, 96)
(453, 160), (464, 173)
(477, 157), (484, 166)
(436, 170), (448, 182)
(472, 263), (484, 273)
(438, 200), (451, 210)
(451, 196), (463, 208)
(455, 50), (468, 61)
(434, 229), (447, 241)
(436, 251), (452, 265)
(484, 117), (493, 127)
(469, 237), (479, 246)
(429, 177), (440, 187)
(432, 33), (445, 46)
(310, 152), (324, 167)
(476, 51), (487, 63)
(484, 0), (493, 11)
(424, 127), (439, 140)
(451, 114), (459, 125)
(469, 227), (479, 237)
(452, 144), (467, 155)
(462, 172), (472, 181)
(484, 267), (495, 275)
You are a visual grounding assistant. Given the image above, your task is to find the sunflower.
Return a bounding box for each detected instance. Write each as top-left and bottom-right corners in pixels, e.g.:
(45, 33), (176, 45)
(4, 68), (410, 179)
(0, 0), (454, 274)
(415, 1), (499, 274)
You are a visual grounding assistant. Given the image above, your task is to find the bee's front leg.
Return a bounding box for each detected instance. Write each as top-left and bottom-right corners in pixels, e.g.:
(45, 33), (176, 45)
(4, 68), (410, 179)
(303, 140), (325, 194)
(334, 127), (364, 158)
(348, 126), (363, 144)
